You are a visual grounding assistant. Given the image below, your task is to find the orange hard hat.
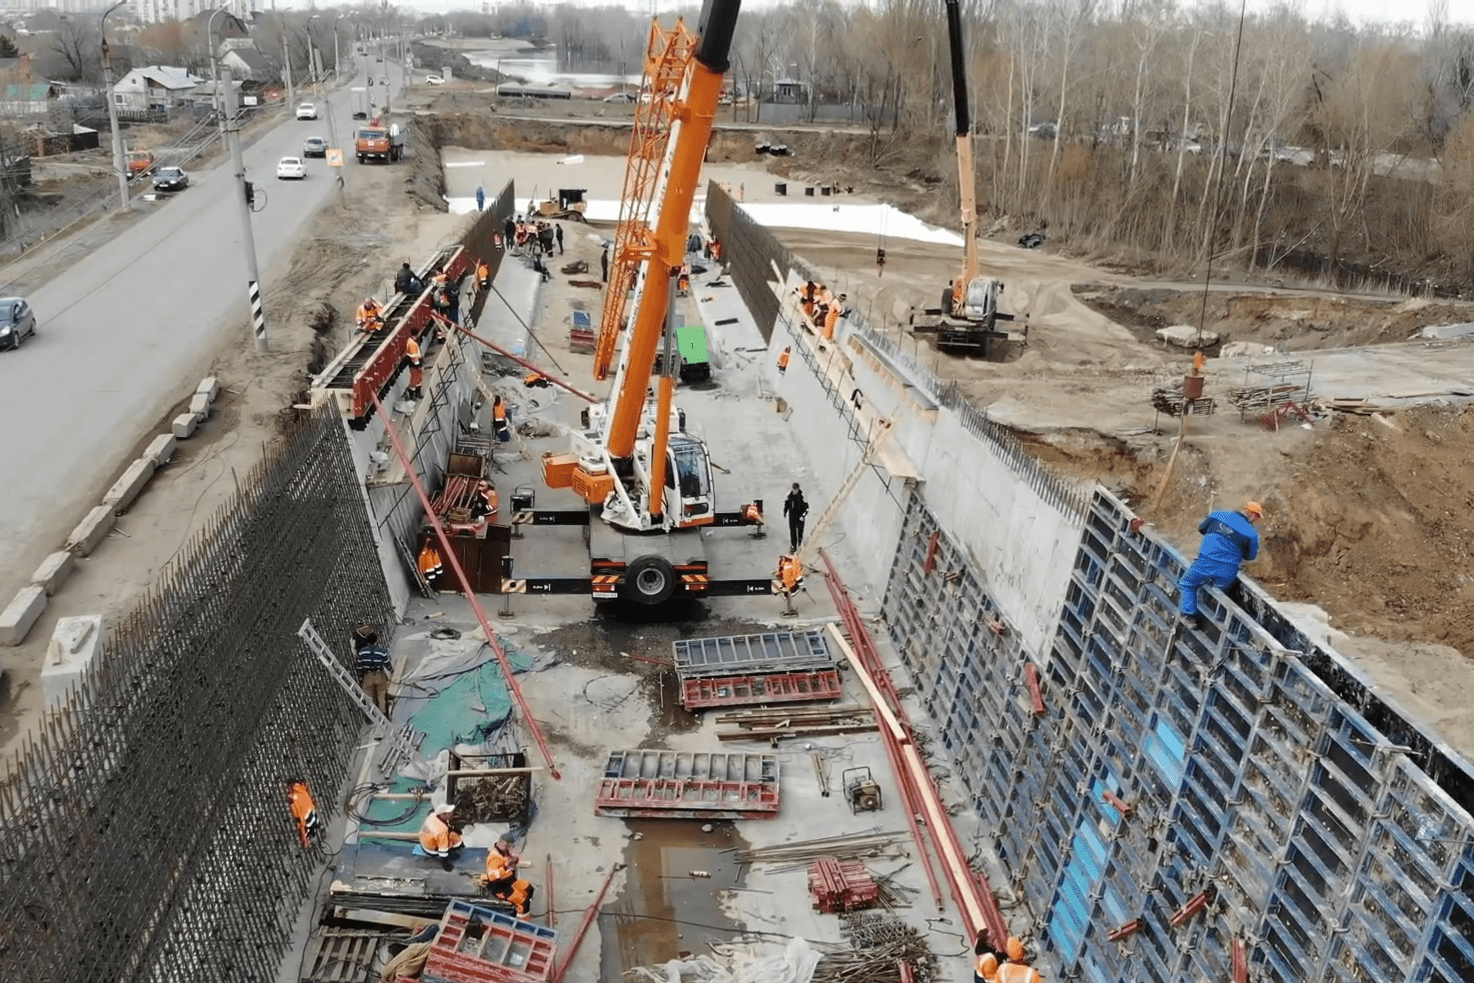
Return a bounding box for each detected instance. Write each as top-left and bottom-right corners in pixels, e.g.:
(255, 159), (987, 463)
(1005, 937), (1026, 962)
(977, 953), (1000, 977)
(1243, 501), (1264, 518)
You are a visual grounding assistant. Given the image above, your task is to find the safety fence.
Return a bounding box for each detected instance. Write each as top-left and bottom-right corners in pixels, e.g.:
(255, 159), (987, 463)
(883, 486), (1474, 983)
(0, 407), (392, 983)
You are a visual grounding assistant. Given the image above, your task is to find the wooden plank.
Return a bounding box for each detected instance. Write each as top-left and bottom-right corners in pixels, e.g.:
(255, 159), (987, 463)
(333, 906), (431, 929)
(718, 723), (878, 741)
(825, 622), (905, 741)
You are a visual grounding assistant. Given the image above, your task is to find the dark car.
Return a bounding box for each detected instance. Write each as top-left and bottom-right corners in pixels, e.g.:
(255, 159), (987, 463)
(0, 297), (37, 350)
(303, 136), (328, 158)
(153, 166), (189, 193)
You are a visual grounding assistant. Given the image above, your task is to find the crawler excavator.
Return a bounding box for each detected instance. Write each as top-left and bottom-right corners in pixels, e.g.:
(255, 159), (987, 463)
(912, 0), (1027, 355)
(514, 0), (772, 606)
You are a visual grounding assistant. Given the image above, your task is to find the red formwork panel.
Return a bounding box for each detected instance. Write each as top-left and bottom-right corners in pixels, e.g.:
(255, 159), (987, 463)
(423, 900), (558, 983)
(594, 778), (780, 819)
(681, 670), (843, 709)
(352, 245), (471, 418)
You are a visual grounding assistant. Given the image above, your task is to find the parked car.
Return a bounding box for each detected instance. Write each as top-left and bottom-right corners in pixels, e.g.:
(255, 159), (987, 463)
(424, 74), (444, 85)
(152, 166), (189, 192)
(126, 149), (154, 175)
(602, 91), (636, 103)
(276, 156), (307, 180)
(0, 297), (37, 350)
(296, 102), (318, 120)
(302, 136), (328, 158)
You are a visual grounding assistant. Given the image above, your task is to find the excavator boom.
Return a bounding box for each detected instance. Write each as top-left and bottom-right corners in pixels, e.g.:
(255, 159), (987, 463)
(946, 0), (979, 287)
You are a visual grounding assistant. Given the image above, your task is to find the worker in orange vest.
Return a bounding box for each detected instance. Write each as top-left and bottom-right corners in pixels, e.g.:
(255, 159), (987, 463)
(494, 878), (535, 916)
(472, 480), (497, 520)
(777, 347), (791, 373)
(405, 336), (424, 400)
(481, 837), (521, 889)
(417, 541), (443, 589)
(418, 802), (463, 870)
(995, 937), (1042, 983)
(476, 259), (490, 290)
(288, 781), (321, 849)
(492, 395), (511, 442)
(356, 297), (381, 332)
(776, 554), (803, 596)
(678, 262), (691, 296)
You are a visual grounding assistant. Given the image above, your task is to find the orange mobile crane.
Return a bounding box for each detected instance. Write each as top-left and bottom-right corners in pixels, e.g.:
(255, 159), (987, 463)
(912, 0), (1026, 355)
(516, 0), (771, 606)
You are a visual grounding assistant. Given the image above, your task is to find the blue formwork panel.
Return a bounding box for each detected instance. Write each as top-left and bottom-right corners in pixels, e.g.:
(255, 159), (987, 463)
(879, 486), (1474, 983)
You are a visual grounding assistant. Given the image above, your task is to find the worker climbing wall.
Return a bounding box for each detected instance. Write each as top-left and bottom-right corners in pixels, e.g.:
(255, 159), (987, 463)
(0, 407), (392, 983)
(882, 487), (1474, 983)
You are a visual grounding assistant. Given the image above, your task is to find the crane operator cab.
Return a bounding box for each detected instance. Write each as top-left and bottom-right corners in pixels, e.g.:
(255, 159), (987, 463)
(664, 434), (713, 526)
(952, 275), (1003, 324)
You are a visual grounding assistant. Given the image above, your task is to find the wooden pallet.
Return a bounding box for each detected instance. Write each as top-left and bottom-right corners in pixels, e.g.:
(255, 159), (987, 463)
(304, 927), (383, 983)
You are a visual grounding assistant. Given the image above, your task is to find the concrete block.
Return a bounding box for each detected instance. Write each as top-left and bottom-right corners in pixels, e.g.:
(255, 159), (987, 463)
(195, 375), (221, 403)
(41, 614), (105, 710)
(30, 550), (75, 596)
(145, 432), (177, 466)
(0, 585), (46, 647)
(172, 412), (202, 439)
(102, 457), (157, 513)
(66, 504), (116, 556)
(188, 391), (212, 417)
(1419, 322), (1474, 340)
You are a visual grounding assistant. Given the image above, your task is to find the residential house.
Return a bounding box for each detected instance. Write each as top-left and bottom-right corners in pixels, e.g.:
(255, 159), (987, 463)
(0, 81), (57, 118)
(111, 65), (202, 114)
(219, 46), (269, 81)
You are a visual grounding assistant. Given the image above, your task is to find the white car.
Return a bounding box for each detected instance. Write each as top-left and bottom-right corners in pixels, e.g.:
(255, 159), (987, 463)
(295, 102), (317, 120)
(276, 156), (306, 180)
(424, 74), (444, 85)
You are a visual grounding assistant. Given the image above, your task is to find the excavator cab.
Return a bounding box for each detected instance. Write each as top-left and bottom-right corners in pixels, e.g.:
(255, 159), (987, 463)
(665, 434), (713, 527)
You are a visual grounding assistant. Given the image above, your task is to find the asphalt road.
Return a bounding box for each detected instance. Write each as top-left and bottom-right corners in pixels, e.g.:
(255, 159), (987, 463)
(0, 61), (408, 596)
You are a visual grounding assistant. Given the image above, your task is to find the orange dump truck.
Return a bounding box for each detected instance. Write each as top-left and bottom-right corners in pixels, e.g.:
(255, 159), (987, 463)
(354, 123), (404, 164)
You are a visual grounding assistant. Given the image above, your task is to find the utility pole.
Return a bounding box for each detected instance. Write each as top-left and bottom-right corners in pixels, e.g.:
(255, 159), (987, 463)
(207, 7), (229, 140)
(101, 1), (130, 212)
(282, 32), (295, 108)
(222, 68), (269, 353)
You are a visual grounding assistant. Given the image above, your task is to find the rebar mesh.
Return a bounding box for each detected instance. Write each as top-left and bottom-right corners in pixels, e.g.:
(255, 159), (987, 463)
(0, 407), (391, 983)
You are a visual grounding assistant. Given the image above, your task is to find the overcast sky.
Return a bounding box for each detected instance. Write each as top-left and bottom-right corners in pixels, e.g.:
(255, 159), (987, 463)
(276, 0), (1466, 30)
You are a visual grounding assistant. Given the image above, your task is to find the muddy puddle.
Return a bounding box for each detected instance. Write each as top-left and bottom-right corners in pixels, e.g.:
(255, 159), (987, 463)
(600, 819), (749, 977)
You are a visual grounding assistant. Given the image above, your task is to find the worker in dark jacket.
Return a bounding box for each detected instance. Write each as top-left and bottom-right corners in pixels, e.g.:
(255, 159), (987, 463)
(352, 628), (393, 716)
(395, 262), (421, 295)
(782, 483), (808, 552)
(1178, 501), (1263, 628)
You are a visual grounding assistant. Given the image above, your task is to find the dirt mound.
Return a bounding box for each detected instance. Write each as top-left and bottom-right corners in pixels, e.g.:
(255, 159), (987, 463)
(1024, 405), (1474, 660)
(1075, 284), (1474, 351)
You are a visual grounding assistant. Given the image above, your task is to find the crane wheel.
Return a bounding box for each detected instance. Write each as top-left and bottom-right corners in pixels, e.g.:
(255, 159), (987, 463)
(624, 556), (676, 605)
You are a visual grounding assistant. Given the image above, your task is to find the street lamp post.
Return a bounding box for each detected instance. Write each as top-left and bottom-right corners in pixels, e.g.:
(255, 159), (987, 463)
(100, 0), (130, 211)
(334, 14), (347, 80)
(221, 66), (268, 353)
(207, 7), (231, 139)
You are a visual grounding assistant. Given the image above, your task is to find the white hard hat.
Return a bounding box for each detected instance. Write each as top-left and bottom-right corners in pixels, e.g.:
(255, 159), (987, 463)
(434, 802), (456, 815)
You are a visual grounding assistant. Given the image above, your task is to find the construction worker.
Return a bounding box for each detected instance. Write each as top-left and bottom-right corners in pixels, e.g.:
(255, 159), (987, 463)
(395, 262), (422, 296)
(777, 553), (803, 596)
(995, 937), (1042, 983)
(777, 346), (791, 374)
(504, 216), (516, 251)
(678, 262), (691, 296)
(471, 480), (498, 520)
(404, 335), (423, 400)
(476, 258), (490, 290)
(1177, 500), (1263, 630)
(711, 237), (722, 263)
(418, 802), (463, 868)
(973, 933), (1002, 983)
(356, 296), (382, 332)
(783, 482), (808, 552)
(554, 222), (564, 255)
(492, 395), (511, 442)
(823, 294), (847, 339)
(417, 541), (444, 590)
(476, 184), (486, 212)
(288, 781), (321, 849)
(600, 245), (609, 282)
(481, 837), (521, 889)
(352, 628), (393, 716)
(494, 878), (535, 916)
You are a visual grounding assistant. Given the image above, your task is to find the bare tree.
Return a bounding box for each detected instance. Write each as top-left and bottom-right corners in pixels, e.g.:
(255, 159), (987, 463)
(51, 16), (102, 84)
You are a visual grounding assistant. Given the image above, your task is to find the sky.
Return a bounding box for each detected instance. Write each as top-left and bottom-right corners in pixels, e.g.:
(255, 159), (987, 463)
(268, 0), (1467, 30)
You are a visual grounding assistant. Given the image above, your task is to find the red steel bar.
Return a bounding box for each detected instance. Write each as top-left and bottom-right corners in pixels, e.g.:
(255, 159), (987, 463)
(1232, 938), (1248, 983)
(1102, 790), (1134, 818)
(551, 862), (625, 982)
(1169, 890), (1212, 928)
(438, 313), (600, 403)
(1025, 663), (1046, 715)
(546, 852), (555, 929)
(368, 389), (561, 779)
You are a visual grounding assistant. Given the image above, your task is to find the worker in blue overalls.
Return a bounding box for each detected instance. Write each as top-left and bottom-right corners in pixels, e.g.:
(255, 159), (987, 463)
(1178, 501), (1263, 629)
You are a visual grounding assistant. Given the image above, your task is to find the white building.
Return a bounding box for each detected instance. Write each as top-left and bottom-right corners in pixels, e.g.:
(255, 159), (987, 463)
(111, 64), (202, 113)
(134, 0), (251, 25)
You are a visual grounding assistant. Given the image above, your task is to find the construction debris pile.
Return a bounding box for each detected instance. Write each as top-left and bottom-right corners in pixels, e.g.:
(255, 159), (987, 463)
(453, 774), (530, 824)
(733, 830), (909, 869)
(716, 704), (877, 742)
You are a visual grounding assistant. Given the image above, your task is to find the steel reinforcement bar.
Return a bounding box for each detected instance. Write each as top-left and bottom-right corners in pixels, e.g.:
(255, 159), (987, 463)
(0, 407), (392, 983)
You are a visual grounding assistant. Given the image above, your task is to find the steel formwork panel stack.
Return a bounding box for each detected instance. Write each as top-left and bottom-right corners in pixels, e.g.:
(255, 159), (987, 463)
(423, 901), (557, 983)
(671, 631), (838, 710)
(879, 486), (1474, 983)
(595, 749), (780, 818)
